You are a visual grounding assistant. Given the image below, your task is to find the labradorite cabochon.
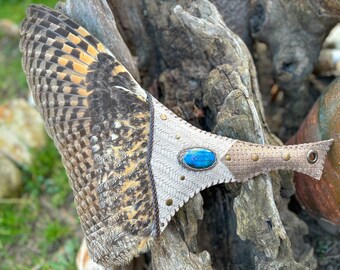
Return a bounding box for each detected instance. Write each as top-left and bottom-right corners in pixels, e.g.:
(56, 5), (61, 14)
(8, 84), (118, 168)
(181, 148), (216, 170)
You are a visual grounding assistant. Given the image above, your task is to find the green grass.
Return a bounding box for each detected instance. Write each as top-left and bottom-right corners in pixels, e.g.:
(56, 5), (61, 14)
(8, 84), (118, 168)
(44, 221), (71, 243)
(0, 0), (58, 23)
(0, 199), (38, 246)
(0, 1), (81, 269)
(0, 137), (81, 269)
(23, 138), (70, 207)
(0, 38), (29, 102)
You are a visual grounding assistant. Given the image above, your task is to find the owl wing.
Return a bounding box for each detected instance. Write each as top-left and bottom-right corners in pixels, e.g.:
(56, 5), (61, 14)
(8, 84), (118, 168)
(20, 5), (157, 267)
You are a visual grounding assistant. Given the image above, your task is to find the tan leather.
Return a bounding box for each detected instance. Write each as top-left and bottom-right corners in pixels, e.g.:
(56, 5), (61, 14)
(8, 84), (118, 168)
(223, 140), (333, 182)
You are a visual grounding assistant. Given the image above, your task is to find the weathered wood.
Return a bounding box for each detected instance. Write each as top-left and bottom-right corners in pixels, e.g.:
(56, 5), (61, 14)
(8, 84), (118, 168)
(58, 0), (140, 81)
(250, 0), (339, 89)
(210, 0), (252, 48)
(109, 1), (314, 268)
(249, 0), (340, 139)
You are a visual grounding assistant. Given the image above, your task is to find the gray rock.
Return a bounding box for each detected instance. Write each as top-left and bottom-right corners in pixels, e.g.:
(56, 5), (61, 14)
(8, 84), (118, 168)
(0, 154), (22, 198)
(0, 99), (46, 165)
(0, 19), (19, 39)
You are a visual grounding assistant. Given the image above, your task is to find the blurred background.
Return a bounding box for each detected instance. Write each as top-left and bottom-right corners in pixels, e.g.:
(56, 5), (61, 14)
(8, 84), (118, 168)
(0, 0), (82, 269)
(0, 0), (339, 269)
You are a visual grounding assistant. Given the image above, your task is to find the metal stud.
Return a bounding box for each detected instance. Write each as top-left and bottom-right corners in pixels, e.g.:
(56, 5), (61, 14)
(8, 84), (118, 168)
(225, 154), (231, 161)
(166, 198), (173, 206)
(160, 114), (167, 120)
(282, 152), (290, 161)
(175, 134), (181, 140)
(180, 175), (185, 180)
(251, 153), (259, 162)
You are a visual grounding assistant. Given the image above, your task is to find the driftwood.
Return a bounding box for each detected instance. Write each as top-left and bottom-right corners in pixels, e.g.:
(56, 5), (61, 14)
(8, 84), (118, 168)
(57, 0), (338, 269)
(249, 0), (340, 140)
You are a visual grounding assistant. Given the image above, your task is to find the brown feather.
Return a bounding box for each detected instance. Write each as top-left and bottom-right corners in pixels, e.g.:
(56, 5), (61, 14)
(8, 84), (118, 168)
(20, 4), (156, 267)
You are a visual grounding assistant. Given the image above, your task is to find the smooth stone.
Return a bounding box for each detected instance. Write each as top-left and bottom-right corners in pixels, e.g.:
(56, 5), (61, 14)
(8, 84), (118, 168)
(182, 148), (216, 170)
(0, 99), (46, 165)
(0, 154), (22, 198)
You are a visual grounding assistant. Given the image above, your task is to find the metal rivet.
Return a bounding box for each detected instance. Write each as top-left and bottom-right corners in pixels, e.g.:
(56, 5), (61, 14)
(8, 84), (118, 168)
(166, 199), (173, 206)
(160, 114), (167, 120)
(225, 154), (231, 161)
(307, 150), (318, 164)
(282, 152), (290, 161)
(175, 134), (181, 140)
(180, 175), (185, 180)
(251, 153), (259, 162)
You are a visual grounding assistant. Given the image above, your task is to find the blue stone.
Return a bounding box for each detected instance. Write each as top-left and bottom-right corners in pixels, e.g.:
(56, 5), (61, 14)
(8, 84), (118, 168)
(182, 148), (216, 170)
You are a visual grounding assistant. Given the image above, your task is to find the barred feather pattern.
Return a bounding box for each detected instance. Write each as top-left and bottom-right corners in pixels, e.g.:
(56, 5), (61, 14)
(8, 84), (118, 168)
(20, 5), (156, 267)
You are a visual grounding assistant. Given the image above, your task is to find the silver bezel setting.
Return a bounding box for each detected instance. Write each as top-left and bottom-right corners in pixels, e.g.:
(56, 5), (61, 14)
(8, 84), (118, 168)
(177, 147), (218, 171)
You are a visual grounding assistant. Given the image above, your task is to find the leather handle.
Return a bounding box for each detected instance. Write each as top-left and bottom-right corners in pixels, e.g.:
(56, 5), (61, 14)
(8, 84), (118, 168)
(221, 139), (333, 182)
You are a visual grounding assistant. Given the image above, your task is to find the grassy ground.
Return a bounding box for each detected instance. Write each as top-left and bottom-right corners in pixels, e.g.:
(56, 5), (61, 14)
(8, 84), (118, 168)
(0, 1), (83, 269)
(0, 139), (82, 269)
